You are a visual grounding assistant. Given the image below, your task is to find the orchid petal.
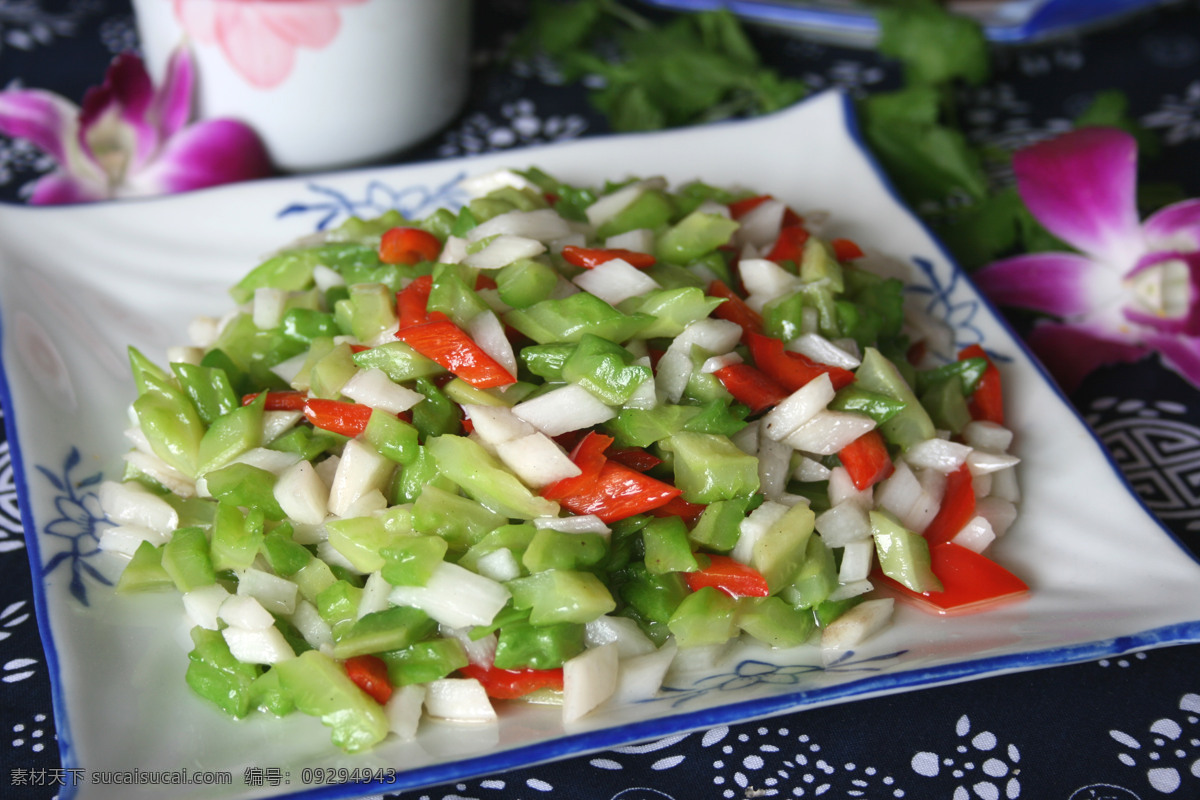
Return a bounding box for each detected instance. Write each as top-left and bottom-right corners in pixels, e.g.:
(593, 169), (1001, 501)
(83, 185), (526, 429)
(79, 53), (160, 172)
(1143, 197), (1200, 252)
(1143, 333), (1200, 388)
(27, 171), (108, 205)
(154, 46), (196, 140)
(0, 88), (78, 164)
(1013, 127), (1144, 266)
(1122, 250), (1200, 336)
(1026, 321), (1148, 393)
(126, 118), (271, 197)
(972, 251), (1119, 318)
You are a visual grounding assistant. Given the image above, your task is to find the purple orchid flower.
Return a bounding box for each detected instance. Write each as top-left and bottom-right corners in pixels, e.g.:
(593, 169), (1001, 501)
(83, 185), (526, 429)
(974, 127), (1200, 392)
(0, 47), (271, 204)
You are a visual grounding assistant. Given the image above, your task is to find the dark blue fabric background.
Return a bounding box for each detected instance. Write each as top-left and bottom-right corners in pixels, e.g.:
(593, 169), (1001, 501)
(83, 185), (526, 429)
(2, 2), (1200, 799)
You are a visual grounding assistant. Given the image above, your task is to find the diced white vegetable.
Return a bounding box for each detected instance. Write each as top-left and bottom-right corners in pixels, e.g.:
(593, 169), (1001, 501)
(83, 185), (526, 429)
(951, 515), (996, 553)
(253, 287), (288, 330)
(820, 598), (894, 661)
(123, 451), (196, 498)
(440, 625), (497, 668)
(289, 522), (326, 546)
(656, 318), (742, 403)
(424, 678), (497, 723)
(98, 524), (166, 557)
(757, 433), (793, 502)
(467, 208), (573, 243)
(782, 410), (877, 456)
(972, 471), (993, 498)
(732, 501), (790, 565)
(875, 460), (922, 520)
(962, 420), (1014, 452)
(623, 355), (659, 410)
(261, 410), (303, 444)
(166, 345), (204, 366)
(989, 466), (1021, 503)
(274, 460), (329, 525)
(234, 446), (301, 476)
(535, 514), (611, 536)
(388, 562), (511, 628)
(905, 438), (973, 473)
(735, 198), (786, 249)
(815, 502), (871, 546)
(316, 540), (363, 575)
(222, 626), (295, 665)
(573, 258), (661, 306)
(327, 439), (394, 518)
(604, 228), (655, 253)
(274, 350), (311, 386)
(585, 179), (663, 227)
(976, 496), (1018, 538)
(464, 235), (547, 270)
(339, 489), (388, 518)
(700, 352), (742, 374)
(312, 264), (344, 291)
(438, 235), (469, 265)
(903, 298), (955, 360)
(967, 449), (1021, 475)
(563, 642), (619, 724)
(827, 465), (872, 510)
(99, 479), (179, 535)
(512, 383), (616, 437)
(385, 684), (427, 741)
(340, 367), (425, 414)
(787, 332), (862, 369)
(826, 579), (874, 603)
(550, 232), (587, 253)
(497, 432), (581, 489)
(793, 455), (831, 482)
(219, 594), (275, 630)
(474, 547), (522, 583)
(838, 539), (875, 583)
(738, 258), (799, 310)
(458, 168), (538, 198)
(357, 571), (392, 618)
(761, 373), (835, 441)
(585, 615), (656, 659)
(183, 584), (231, 631)
(289, 599), (334, 650)
(467, 310), (519, 383)
(462, 404), (536, 447)
(611, 640), (678, 705)
(730, 418), (760, 455)
(916, 466), (947, 507)
(237, 567), (299, 615)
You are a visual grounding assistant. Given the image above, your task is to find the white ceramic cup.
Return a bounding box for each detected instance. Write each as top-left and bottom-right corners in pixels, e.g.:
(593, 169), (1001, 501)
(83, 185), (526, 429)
(132, 0), (472, 173)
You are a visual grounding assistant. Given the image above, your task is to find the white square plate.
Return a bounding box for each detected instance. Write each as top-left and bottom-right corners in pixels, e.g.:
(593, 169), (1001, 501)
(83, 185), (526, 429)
(3, 90), (1199, 800)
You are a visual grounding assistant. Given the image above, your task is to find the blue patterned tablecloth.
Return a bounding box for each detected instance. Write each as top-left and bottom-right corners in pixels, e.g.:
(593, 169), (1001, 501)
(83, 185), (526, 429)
(3, 2), (1200, 799)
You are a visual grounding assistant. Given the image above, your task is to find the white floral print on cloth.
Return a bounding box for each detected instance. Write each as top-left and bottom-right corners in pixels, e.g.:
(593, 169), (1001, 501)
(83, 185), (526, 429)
(1110, 694), (1200, 795)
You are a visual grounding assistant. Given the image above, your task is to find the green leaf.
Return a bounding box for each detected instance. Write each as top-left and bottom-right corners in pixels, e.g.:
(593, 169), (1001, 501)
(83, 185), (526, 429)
(875, 1), (990, 86)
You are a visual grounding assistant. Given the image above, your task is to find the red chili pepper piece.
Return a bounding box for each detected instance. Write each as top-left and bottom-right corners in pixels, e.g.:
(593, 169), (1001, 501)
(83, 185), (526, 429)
(396, 275), (449, 330)
(379, 226), (442, 265)
(475, 273), (498, 291)
(458, 663), (565, 700)
(648, 495), (707, 526)
(344, 654), (393, 704)
(958, 344), (1005, 425)
(556, 461), (682, 523)
(684, 554), (770, 598)
(303, 398), (373, 437)
(708, 279), (763, 338)
(713, 363), (790, 415)
(838, 429), (894, 491)
(745, 331), (855, 392)
(606, 446), (663, 472)
(830, 238), (865, 261)
(765, 224), (810, 263)
(395, 319), (516, 389)
(560, 245), (657, 270)
(242, 390), (308, 411)
(922, 463), (976, 548)
(541, 432), (614, 501)
(876, 542), (1029, 616)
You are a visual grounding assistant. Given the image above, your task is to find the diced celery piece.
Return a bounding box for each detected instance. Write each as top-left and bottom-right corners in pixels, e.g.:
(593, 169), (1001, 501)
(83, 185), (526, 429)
(362, 409), (420, 465)
(870, 510), (943, 593)
(688, 497), (758, 553)
(661, 431), (760, 504)
(561, 334), (651, 405)
(210, 501), (265, 573)
(854, 348), (936, 450)
(205, 463), (286, 521)
(352, 341), (444, 382)
(171, 362), (238, 426)
(292, 558), (338, 604)
(619, 287), (723, 339)
(496, 258), (559, 308)
(493, 619), (586, 670)
(116, 541), (173, 593)
(606, 405), (701, 448)
(185, 626), (262, 718)
(133, 375), (205, 478)
(425, 434), (559, 520)
(507, 569), (616, 625)
(459, 523), (538, 574)
(642, 517), (700, 575)
(196, 392), (264, 476)
(782, 533), (838, 610)
(412, 484), (506, 550)
(274, 650), (389, 752)
(331, 606), (437, 659)
(521, 529), (609, 573)
(162, 526), (216, 592)
(596, 187), (674, 239)
(260, 527), (312, 577)
(751, 503), (815, 594)
(504, 292), (653, 344)
(799, 236), (844, 292)
(309, 342), (358, 400)
(667, 586), (738, 647)
(325, 516), (410, 574)
(380, 534), (449, 586)
(656, 210), (740, 265)
(336, 282), (398, 343)
(737, 596), (816, 649)
(248, 667), (295, 717)
(616, 562), (689, 624)
(410, 378), (462, 439)
(316, 579), (363, 637)
(379, 638), (469, 686)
